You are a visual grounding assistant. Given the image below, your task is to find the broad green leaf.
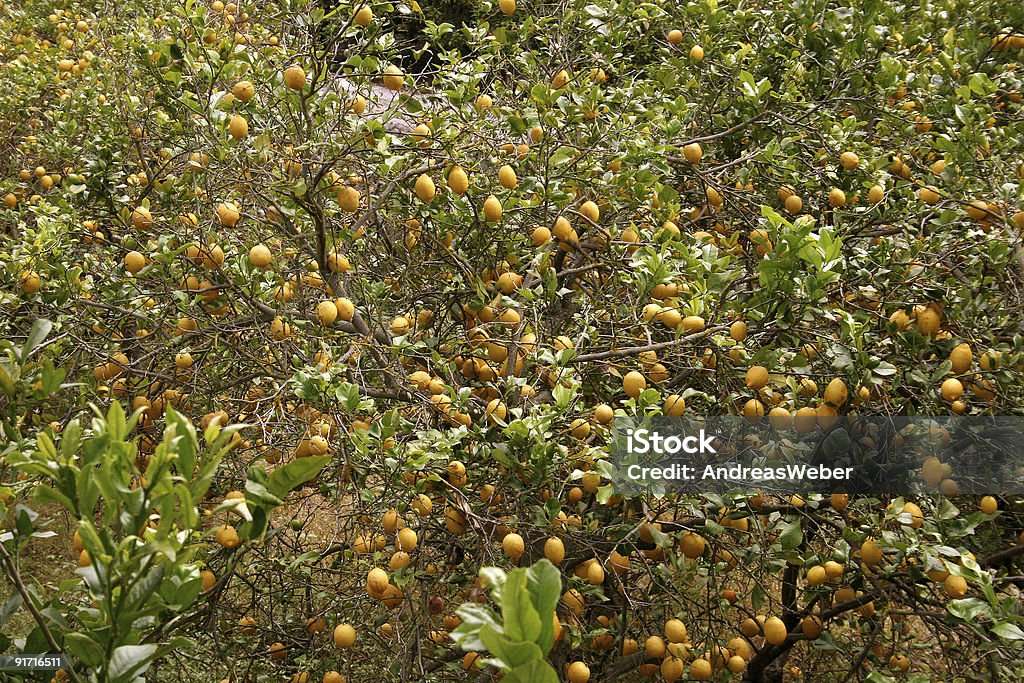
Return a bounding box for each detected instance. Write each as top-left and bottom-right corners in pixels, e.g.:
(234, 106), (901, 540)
(108, 643), (159, 682)
(780, 519), (802, 550)
(526, 559), (561, 655)
(501, 569), (541, 644)
(991, 622), (1024, 641)
(479, 624), (542, 670)
(266, 455), (330, 500)
(505, 660), (559, 683)
(451, 603), (503, 651)
(20, 318), (53, 364)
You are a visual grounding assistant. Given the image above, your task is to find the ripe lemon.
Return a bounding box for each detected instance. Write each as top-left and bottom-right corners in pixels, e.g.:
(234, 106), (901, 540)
(284, 65), (306, 89)
(332, 623), (356, 648)
(943, 574), (967, 598)
(623, 371), (646, 398)
(785, 194), (803, 213)
(645, 635), (666, 658)
(334, 297), (355, 321)
(768, 407), (791, 430)
(806, 565), (827, 586)
(664, 394), (685, 416)
(316, 300), (338, 326)
(562, 588), (585, 616)
(919, 186), (940, 204)
(763, 616), (787, 645)
(580, 200), (600, 223)
(412, 493), (432, 516)
(566, 661), (589, 683)
(382, 65), (404, 91)
(232, 80), (254, 101)
(215, 525), (241, 548)
(551, 69), (569, 89)
(979, 496), (998, 514)
(690, 658), (712, 681)
(745, 365), (769, 390)
(396, 526), (417, 551)
(448, 165), (469, 195)
(667, 29), (683, 45)
(216, 202), (240, 227)
(965, 200), (988, 221)
(840, 151), (859, 170)
(570, 418), (591, 439)
(124, 251), (146, 274)
(391, 316), (410, 335)
(664, 618), (687, 643)
(131, 205), (153, 229)
(689, 45), (704, 62)
(249, 244), (272, 268)
(414, 174), (436, 202)
(681, 315), (705, 333)
(594, 403), (614, 424)
(544, 537), (565, 564)
(337, 185), (360, 211)
(228, 114), (248, 139)
(742, 399), (765, 418)
(683, 142), (702, 164)
(801, 615), (823, 639)
(498, 0), (516, 15)
(916, 306), (941, 335)
(354, 6), (373, 26)
(495, 163), (516, 188)
(868, 185), (885, 203)
(949, 343), (972, 374)
(860, 538), (882, 565)
(823, 378), (848, 407)
(679, 532), (705, 559)
(824, 560), (844, 578)
(828, 188), (846, 207)
(940, 378), (963, 401)
(483, 194), (502, 221)
(366, 568), (390, 598)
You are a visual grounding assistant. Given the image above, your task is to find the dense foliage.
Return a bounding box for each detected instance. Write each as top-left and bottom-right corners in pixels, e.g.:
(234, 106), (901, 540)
(2, 0), (1024, 681)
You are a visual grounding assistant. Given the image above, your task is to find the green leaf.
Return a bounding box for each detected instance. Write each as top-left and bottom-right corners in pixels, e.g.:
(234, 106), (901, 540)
(991, 622), (1024, 641)
(32, 485), (75, 513)
(21, 318), (53, 364)
(124, 564), (166, 613)
(0, 591), (23, 626)
(108, 643), (159, 682)
(63, 631), (106, 668)
(266, 455), (329, 500)
(501, 569), (541, 644)
(165, 407), (197, 480)
(526, 559), (561, 655)
(947, 598), (991, 621)
(452, 603), (503, 652)
(780, 519), (802, 550)
(505, 660), (559, 683)
(479, 624), (542, 669)
(479, 566), (507, 605)
(0, 363), (15, 398)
